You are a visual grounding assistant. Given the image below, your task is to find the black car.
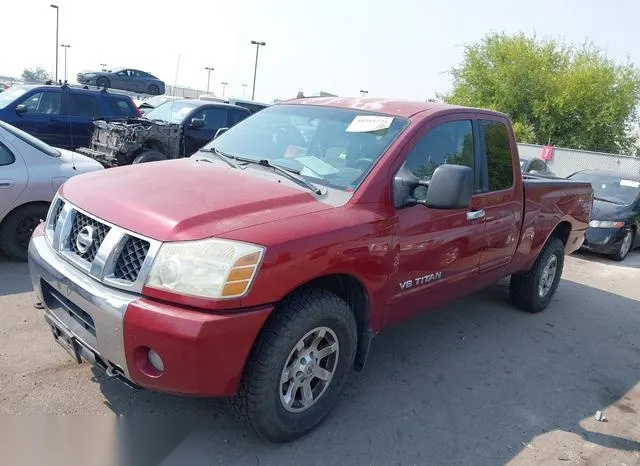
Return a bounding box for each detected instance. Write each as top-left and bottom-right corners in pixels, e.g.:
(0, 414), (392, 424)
(520, 157), (556, 177)
(567, 170), (640, 261)
(78, 99), (251, 166)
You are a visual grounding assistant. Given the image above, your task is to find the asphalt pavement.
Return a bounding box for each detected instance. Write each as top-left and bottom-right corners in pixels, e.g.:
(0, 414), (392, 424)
(1, 252), (639, 466)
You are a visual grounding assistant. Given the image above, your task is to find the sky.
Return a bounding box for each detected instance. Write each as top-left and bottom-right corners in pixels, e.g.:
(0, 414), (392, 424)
(1, 0), (639, 102)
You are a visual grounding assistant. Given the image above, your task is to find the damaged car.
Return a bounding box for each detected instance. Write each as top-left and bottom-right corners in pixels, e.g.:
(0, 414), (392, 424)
(77, 99), (250, 166)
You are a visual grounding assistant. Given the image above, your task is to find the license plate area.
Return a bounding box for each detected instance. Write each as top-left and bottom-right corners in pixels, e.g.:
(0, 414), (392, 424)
(50, 320), (83, 364)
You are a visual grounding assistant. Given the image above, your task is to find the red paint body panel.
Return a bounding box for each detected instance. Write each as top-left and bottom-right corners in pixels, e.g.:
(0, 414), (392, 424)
(52, 98), (593, 397)
(59, 158), (331, 241)
(123, 298), (272, 396)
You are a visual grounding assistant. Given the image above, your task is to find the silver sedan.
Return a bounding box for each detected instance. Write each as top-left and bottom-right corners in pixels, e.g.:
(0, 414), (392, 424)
(0, 120), (103, 261)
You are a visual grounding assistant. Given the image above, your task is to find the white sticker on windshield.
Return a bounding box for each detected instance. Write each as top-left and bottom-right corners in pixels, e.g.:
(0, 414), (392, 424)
(297, 156), (339, 176)
(346, 115), (394, 133)
(620, 179), (640, 188)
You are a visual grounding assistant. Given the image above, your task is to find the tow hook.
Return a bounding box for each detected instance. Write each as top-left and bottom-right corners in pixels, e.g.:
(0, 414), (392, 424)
(105, 364), (119, 378)
(33, 301), (44, 310)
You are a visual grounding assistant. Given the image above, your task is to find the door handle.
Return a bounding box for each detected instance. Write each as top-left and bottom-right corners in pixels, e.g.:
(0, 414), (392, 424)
(467, 209), (486, 221)
(0, 180), (15, 188)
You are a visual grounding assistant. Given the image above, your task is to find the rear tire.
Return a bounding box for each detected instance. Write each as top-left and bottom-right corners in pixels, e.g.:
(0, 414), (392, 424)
(132, 150), (166, 164)
(148, 85), (160, 95)
(96, 77), (110, 89)
(0, 204), (49, 261)
(510, 237), (565, 313)
(230, 289), (357, 442)
(612, 228), (634, 262)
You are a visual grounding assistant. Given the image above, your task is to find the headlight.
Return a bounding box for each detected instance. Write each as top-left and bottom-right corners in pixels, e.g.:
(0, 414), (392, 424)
(589, 220), (625, 228)
(146, 238), (264, 299)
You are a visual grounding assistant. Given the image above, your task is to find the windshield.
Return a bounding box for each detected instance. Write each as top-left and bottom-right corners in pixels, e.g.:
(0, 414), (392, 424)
(201, 104), (408, 191)
(0, 87), (28, 109)
(0, 120), (60, 157)
(569, 172), (640, 205)
(144, 100), (197, 124)
(142, 95), (175, 108)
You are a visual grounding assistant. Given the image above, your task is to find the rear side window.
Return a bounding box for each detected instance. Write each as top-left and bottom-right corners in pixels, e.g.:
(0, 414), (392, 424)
(68, 94), (100, 118)
(404, 120), (474, 200)
(108, 97), (137, 117)
(229, 110), (250, 126)
(0, 141), (15, 166)
(482, 121), (513, 191)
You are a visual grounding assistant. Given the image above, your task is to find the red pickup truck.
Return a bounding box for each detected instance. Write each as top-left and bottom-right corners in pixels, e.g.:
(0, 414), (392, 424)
(28, 98), (593, 442)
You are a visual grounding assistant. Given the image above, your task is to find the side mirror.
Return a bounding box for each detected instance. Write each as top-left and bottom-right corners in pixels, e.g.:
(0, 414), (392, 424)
(189, 118), (205, 129)
(528, 159), (547, 172)
(424, 164), (473, 209)
(214, 127), (229, 139)
(393, 163), (473, 209)
(15, 104), (27, 115)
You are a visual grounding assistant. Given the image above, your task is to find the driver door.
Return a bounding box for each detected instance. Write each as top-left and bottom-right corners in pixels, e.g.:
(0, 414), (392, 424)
(385, 117), (487, 327)
(182, 107), (229, 155)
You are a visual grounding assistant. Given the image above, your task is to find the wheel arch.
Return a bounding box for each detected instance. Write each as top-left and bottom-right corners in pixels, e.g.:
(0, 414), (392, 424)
(0, 200), (51, 227)
(268, 273), (373, 372)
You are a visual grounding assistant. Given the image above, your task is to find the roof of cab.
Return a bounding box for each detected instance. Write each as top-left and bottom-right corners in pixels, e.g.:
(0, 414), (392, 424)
(284, 96), (508, 119)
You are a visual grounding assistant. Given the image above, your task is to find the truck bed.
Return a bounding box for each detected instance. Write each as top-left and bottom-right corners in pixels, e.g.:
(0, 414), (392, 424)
(509, 175), (593, 273)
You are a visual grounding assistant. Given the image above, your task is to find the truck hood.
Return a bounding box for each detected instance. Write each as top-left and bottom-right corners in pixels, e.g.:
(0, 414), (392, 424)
(59, 158), (332, 242)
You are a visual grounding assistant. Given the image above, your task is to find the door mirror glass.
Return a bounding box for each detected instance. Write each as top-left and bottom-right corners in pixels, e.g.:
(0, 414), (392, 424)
(189, 118), (205, 129)
(425, 164), (473, 209)
(14, 104), (27, 115)
(214, 127), (229, 139)
(394, 163), (473, 209)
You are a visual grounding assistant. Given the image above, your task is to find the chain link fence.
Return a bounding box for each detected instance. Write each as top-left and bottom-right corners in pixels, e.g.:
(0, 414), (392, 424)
(518, 143), (640, 178)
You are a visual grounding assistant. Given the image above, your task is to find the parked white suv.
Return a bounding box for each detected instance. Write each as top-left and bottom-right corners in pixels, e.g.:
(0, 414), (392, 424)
(0, 120), (103, 261)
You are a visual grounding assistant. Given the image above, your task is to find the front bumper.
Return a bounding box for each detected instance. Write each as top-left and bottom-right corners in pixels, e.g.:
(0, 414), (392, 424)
(580, 227), (626, 255)
(28, 232), (273, 396)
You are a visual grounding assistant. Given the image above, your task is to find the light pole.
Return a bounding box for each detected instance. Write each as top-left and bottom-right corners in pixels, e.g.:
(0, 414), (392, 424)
(205, 66), (214, 93)
(61, 44), (70, 82)
(360, 89), (369, 97)
(100, 63), (107, 71)
(250, 40), (266, 100)
(221, 82), (228, 97)
(241, 83), (247, 99)
(50, 4), (59, 82)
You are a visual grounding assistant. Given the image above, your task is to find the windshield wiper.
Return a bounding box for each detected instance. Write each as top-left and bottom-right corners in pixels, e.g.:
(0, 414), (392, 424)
(242, 158), (324, 195)
(198, 147), (243, 169)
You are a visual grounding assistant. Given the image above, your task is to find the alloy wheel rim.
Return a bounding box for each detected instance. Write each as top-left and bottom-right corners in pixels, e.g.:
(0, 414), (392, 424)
(279, 326), (339, 413)
(539, 255), (558, 298)
(620, 231), (632, 258)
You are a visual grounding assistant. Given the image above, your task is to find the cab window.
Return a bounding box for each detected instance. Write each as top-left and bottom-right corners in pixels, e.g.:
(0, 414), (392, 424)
(404, 120), (474, 200)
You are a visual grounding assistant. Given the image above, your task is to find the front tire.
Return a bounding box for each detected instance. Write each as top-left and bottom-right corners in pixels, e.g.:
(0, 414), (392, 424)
(231, 289), (357, 442)
(510, 237), (565, 313)
(96, 77), (110, 89)
(132, 150), (166, 164)
(0, 204), (49, 261)
(612, 228), (634, 262)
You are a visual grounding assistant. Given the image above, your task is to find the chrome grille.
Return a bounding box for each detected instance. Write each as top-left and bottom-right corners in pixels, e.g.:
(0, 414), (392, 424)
(69, 212), (111, 262)
(51, 200), (65, 230)
(47, 197), (161, 292)
(114, 236), (150, 282)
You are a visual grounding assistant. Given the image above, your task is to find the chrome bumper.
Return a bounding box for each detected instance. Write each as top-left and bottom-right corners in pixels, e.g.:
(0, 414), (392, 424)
(28, 235), (135, 378)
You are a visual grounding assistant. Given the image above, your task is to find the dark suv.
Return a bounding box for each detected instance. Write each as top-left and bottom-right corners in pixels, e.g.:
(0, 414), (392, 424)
(0, 84), (140, 150)
(78, 99), (251, 166)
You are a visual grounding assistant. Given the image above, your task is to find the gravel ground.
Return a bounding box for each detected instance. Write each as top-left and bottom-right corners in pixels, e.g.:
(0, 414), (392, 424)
(0, 251), (639, 466)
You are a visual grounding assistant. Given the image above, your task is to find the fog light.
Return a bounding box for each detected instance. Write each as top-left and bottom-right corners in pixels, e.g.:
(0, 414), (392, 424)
(147, 349), (164, 372)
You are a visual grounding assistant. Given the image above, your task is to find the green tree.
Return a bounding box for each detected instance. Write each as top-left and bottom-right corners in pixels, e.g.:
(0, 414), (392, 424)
(441, 33), (640, 154)
(21, 67), (51, 83)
